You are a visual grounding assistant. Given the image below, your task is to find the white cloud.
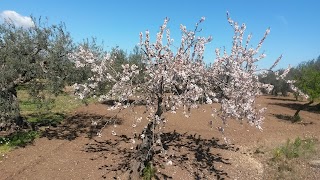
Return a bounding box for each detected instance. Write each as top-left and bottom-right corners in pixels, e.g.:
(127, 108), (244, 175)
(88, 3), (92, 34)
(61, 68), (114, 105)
(0, 10), (34, 28)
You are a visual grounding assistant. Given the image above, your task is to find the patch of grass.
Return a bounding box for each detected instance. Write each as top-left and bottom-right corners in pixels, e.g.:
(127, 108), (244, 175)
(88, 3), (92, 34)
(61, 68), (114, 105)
(53, 93), (97, 112)
(0, 144), (11, 154)
(0, 130), (40, 155)
(2, 89), (96, 154)
(18, 90), (93, 115)
(18, 90), (83, 129)
(269, 137), (318, 179)
(272, 137), (316, 161)
(18, 89), (97, 126)
(26, 112), (66, 127)
(0, 89), (97, 155)
(142, 162), (156, 180)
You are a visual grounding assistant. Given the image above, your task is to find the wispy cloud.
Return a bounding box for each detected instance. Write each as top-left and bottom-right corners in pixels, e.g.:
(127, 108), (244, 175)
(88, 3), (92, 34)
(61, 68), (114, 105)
(277, 15), (288, 26)
(0, 10), (34, 28)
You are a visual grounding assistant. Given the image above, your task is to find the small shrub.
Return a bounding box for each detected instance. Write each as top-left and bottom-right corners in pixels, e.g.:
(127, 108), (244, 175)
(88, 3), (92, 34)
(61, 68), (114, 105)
(292, 114), (301, 123)
(0, 131), (39, 148)
(0, 144), (11, 154)
(269, 137), (318, 179)
(142, 163), (156, 180)
(272, 137), (316, 161)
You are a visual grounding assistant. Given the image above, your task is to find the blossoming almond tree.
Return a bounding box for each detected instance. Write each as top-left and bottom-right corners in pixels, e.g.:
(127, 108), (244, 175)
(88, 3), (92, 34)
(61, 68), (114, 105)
(71, 13), (289, 177)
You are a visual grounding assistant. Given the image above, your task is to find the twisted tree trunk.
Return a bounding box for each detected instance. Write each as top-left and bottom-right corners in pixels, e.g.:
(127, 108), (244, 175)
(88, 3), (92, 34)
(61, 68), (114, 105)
(130, 76), (164, 179)
(0, 85), (22, 132)
(293, 100), (314, 118)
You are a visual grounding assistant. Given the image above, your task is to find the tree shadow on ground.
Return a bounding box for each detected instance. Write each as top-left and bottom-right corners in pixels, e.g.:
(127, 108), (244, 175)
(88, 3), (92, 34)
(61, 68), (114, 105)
(267, 97), (298, 102)
(41, 113), (122, 140)
(272, 113), (314, 125)
(101, 99), (146, 106)
(85, 130), (238, 179)
(26, 112), (66, 128)
(270, 102), (320, 114)
(272, 114), (294, 122)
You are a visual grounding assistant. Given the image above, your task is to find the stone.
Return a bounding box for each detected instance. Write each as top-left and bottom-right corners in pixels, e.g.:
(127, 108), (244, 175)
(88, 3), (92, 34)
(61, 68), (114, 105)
(309, 160), (320, 168)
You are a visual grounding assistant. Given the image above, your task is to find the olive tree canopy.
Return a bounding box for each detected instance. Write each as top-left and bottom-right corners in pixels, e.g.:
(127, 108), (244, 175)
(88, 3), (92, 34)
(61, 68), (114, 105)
(0, 18), (73, 131)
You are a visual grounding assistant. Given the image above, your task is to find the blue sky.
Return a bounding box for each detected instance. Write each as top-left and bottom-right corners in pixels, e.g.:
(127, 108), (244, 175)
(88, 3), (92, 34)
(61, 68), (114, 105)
(0, 0), (319, 69)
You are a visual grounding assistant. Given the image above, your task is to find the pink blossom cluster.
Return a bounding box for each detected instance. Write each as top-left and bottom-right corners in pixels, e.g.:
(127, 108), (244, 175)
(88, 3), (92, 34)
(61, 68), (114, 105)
(68, 46), (116, 99)
(71, 14), (293, 133)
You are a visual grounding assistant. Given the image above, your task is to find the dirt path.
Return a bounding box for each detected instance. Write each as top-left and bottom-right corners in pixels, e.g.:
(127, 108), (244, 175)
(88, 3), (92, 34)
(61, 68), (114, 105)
(0, 96), (319, 179)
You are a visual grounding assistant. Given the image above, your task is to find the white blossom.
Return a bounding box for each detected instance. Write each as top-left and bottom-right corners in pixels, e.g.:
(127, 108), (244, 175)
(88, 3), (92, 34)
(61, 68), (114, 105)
(71, 14), (296, 151)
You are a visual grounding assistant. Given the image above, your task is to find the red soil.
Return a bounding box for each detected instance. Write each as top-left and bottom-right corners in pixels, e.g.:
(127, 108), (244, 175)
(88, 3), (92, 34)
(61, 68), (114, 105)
(0, 95), (319, 179)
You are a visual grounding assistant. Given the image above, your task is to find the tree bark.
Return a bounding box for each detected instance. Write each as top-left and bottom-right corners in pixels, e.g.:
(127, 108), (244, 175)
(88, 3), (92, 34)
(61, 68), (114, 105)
(130, 73), (165, 179)
(293, 100), (314, 118)
(130, 96), (163, 179)
(130, 120), (156, 179)
(0, 85), (22, 131)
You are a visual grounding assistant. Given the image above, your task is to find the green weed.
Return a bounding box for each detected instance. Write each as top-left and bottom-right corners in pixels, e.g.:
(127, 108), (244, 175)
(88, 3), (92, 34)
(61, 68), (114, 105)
(142, 162), (156, 180)
(26, 112), (66, 127)
(272, 137), (316, 161)
(18, 90), (91, 115)
(292, 114), (301, 123)
(0, 130), (39, 155)
(269, 137), (317, 179)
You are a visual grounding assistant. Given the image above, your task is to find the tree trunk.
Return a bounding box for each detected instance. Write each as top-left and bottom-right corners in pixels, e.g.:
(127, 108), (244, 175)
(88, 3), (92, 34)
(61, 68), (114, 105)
(130, 121), (155, 178)
(130, 74), (165, 179)
(0, 85), (25, 132)
(293, 100), (314, 118)
(130, 95), (163, 179)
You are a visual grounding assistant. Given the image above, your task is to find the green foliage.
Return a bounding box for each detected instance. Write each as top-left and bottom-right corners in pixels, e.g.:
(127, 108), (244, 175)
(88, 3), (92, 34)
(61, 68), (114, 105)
(0, 131), (39, 147)
(0, 130), (38, 156)
(110, 45), (145, 76)
(291, 114), (301, 123)
(270, 137), (317, 179)
(17, 89), (88, 127)
(142, 163), (156, 180)
(111, 48), (128, 73)
(272, 137), (316, 161)
(0, 143), (11, 155)
(26, 112), (65, 127)
(128, 46), (146, 84)
(69, 38), (105, 85)
(128, 46), (144, 66)
(295, 65), (320, 101)
(0, 89), (87, 153)
(259, 56), (320, 99)
(18, 89), (85, 114)
(0, 18), (74, 130)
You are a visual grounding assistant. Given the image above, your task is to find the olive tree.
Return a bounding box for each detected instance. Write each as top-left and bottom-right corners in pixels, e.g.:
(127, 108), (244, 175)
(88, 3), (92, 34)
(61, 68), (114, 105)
(0, 18), (73, 131)
(292, 60), (320, 118)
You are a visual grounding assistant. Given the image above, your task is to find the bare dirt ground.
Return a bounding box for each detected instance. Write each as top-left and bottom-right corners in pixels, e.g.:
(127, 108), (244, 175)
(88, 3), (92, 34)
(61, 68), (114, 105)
(0, 95), (319, 180)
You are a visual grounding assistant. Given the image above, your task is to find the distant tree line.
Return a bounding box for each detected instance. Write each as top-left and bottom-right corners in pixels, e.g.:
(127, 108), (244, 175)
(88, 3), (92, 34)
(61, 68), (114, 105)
(259, 56), (320, 99)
